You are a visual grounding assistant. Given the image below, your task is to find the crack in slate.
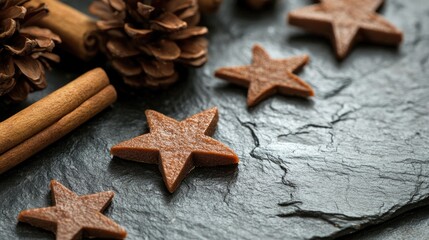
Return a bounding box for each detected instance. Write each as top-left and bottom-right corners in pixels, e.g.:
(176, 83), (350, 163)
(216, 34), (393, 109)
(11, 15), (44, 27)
(323, 79), (353, 99)
(236, 117), (297, 190)
(311, 66), (353, 99)
(277, 210), (349, 228)
(278, 200), (303, 207)
(330, 110), (355, 125)
(236, 117), (260, 148)
(222, 170), (238, 206)
(277, 198), (429, 240)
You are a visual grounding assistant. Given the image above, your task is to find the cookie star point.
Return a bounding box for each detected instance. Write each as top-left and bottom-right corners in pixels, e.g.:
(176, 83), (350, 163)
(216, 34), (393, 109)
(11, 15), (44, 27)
(184, 107), (219, 135)
(18, 180), (127, 240)
(215, 44), (314, 107)
(111, 108), (239, 193)
(288, 0), (403, 59)
(252, 44), (271, 63)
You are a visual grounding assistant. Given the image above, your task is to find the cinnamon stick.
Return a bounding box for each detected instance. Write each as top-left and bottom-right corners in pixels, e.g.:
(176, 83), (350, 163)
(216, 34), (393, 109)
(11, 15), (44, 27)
(0, 85), (117, 174)
(25, 0), (98, 60)
(0, 68), (109, 155)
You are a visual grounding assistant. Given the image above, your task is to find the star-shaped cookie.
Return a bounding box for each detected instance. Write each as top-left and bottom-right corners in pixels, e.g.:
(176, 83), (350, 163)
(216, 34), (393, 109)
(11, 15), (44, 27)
(111, 107), (239, 193)
(18, 180), (127, 240)
(288, 0), (403, 59)
(214, 44), (314, 107)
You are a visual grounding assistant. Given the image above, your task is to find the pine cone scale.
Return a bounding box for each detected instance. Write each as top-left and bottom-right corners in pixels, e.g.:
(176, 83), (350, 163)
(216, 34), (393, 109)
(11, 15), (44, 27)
(37, 52), (60, 63)
(124, 23), (152, 38)
(0, 57), (15, 81)
(0, 5), (26, 19)
(89, 1), (117, 20)
(141, 60), (175, 78)
(136, 3), (154, 19)
(169, 26), (208, 40)
(108, 0), (126, 11)
(90, 0), (208, 89)
(107, 39), (140, 57)
(112, 58), (143, 77)
(22, 3), (48, 26)
(183, 11), (200, 27)
(7, 80), (30, 102)
(179, 46), (206, 60)
(150, 13), (187, 32)
(0, 0), (60, 103)
(97, 20), (124, 31)
(14, 56), (43, 81)
(165, 0), (195, 12)
(145, 72), (178, 87)
(145, 39), (181, 61)
(27, 64), (47, 89)
(177, 5), (198, 20)
(20, 26), (62, 43)
(4, 37), (34, 55)
(0, 79), (16, 95)
(4, 0), (30, 8)
(0, 19), (17, 39)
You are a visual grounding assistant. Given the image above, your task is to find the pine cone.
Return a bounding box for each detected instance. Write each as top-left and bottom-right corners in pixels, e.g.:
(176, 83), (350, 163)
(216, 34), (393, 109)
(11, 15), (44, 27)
(0, 0), (61, 103)
(243, 0), (274, 9)
(89, 0), (209, 89)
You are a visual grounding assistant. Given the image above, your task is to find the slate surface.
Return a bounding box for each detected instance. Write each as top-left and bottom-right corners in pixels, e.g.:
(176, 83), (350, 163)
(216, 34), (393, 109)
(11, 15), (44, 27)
(345, 205), (429, 240)
(1, 0), (428, 239)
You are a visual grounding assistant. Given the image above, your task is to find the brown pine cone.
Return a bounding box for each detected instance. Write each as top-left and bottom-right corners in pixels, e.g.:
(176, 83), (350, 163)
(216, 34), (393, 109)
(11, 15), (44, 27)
(0, 0), (61, 103)
(244, 0), (273, 9)
(89, 0), (209, 89)
(198, 0), (223, 13)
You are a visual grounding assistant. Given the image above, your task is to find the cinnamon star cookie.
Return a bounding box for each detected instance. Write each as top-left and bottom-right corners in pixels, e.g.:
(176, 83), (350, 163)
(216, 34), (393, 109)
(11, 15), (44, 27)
(288, 0), (403, 59)
(215, 44), (314, 107)
(111, 107), (239, 193)
(18, 180), (127, 240)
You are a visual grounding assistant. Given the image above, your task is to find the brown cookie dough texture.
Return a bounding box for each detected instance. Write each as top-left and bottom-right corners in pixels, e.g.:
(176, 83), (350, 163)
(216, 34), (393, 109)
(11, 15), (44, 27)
(111, 107), (239, 193)
(215, 44), (314, 107)
(18, 180), (127, 240)
(288, 0), (403, 59)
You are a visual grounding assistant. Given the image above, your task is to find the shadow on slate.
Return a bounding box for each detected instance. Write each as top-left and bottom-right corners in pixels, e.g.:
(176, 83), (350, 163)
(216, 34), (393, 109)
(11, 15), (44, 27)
(341, 204), (429, 240)
(1, 0), (429, 239)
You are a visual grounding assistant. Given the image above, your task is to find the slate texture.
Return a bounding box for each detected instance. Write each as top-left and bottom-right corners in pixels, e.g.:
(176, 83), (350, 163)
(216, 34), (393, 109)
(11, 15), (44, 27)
(0, 0), (428, 239)
(346, 205), (429, 240)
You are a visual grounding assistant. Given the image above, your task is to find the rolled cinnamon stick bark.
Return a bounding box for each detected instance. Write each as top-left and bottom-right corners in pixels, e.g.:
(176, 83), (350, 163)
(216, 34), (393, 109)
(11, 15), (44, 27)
(0, 68), (109, 155)
(0, 85), (117, 174)
(25, 0), (98, 60)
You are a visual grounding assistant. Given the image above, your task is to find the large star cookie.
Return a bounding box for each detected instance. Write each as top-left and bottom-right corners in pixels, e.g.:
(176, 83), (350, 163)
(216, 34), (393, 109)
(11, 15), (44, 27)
(215, 44), (314, 107)
(288, 0), (403, 59)
(18, 180), (126, 240)
(111, 107), (239, 193)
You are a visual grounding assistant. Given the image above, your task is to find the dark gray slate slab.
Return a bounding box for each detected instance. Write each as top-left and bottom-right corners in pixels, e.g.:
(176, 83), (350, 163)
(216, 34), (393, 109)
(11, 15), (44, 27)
(1, 0), (428, 239)
(345, 205), (429, 240)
